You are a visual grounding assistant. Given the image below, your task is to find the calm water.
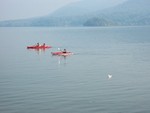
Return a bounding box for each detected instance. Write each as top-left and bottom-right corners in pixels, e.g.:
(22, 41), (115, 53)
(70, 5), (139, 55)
(0, 26), (150, 113)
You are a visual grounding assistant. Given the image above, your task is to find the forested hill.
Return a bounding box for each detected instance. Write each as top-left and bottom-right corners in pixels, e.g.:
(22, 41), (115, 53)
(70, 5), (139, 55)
(0, 0), (150, 27)
(84, 0), (150, 26)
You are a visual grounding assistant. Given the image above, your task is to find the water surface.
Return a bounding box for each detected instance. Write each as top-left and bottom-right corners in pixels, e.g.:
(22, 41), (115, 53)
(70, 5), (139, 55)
(0, 26), (150, 113)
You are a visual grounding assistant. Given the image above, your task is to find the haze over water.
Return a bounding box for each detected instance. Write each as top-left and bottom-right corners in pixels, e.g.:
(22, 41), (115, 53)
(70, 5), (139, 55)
(0, 26), (150, 113)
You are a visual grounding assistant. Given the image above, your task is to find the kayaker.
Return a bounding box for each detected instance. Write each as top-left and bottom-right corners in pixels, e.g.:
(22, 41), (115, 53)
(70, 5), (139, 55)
(63, 49), (67, 53)
(36, 43), (40, 47)
(42, 43), (45, 47)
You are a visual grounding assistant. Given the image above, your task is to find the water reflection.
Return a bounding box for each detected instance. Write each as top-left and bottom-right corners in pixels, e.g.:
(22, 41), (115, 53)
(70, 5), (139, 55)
(27, 48), (48, 55)
(51, 55), (68, 66)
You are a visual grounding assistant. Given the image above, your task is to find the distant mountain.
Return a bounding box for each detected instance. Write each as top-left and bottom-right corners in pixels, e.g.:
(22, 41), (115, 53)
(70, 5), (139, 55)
(84, 0), (150, 26)
(83, 17), (117, 26)
(50, 0), (126, 17)
(109, 0), (150, 14)
(0, 0), (150, 27)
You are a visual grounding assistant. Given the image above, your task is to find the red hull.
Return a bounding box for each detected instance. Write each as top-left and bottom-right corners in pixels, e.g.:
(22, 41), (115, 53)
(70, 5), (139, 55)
(51, 51), (73, 56)
(27, 45), (52, 49)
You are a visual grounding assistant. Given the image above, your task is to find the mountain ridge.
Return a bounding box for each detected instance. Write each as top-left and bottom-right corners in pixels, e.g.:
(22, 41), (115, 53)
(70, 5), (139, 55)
(0, 0), (150, 27)
(86, 0), (150, 26)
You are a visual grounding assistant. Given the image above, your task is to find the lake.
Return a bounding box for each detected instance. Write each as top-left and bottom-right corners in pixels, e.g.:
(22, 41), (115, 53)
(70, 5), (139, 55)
(0, 26), (150, 113)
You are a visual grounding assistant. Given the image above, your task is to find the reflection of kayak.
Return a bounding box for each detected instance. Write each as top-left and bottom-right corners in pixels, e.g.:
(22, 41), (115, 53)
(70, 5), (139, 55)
(51, 51), (73, 56)
(27, 45), (52, 49)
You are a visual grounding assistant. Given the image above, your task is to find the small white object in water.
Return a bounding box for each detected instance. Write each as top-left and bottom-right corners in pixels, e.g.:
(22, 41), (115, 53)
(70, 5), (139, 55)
(58, 48), (61, 51)
(108, 74), (112, 79)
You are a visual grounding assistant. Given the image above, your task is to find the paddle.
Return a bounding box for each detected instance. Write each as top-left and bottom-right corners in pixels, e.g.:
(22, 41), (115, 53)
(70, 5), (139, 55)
(58, 48), (61, 51)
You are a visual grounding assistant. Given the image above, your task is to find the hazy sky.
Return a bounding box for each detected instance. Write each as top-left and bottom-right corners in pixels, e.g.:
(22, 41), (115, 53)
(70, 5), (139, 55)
(0, 0), (79, 21)
(0, 0), (127, 21)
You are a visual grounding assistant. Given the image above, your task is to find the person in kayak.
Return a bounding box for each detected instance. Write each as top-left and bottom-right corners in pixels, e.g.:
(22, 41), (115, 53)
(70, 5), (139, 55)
(42, 43), (45, 47)
(36, 43), (40, 47)
(62, 49), (67, 53)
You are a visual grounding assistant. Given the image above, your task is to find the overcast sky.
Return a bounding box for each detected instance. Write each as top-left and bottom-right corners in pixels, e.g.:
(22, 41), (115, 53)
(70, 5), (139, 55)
(0, 0), (79, 21)
(0, 0), (127, 21)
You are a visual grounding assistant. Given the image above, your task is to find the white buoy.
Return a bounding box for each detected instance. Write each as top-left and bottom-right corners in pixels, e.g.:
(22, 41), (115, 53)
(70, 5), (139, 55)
(108, 74), (112, 79)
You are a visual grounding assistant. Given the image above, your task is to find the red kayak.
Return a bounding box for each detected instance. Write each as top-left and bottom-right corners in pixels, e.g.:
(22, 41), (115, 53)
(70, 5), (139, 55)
(27, 45), (52, 49)
(51, 51), (73, 56)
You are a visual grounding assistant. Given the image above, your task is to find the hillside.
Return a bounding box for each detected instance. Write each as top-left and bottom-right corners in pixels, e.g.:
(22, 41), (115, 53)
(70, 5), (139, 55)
(84, 0), (150, 26)
(0, 0), (150, 27)
(50, 0), (126, 17)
